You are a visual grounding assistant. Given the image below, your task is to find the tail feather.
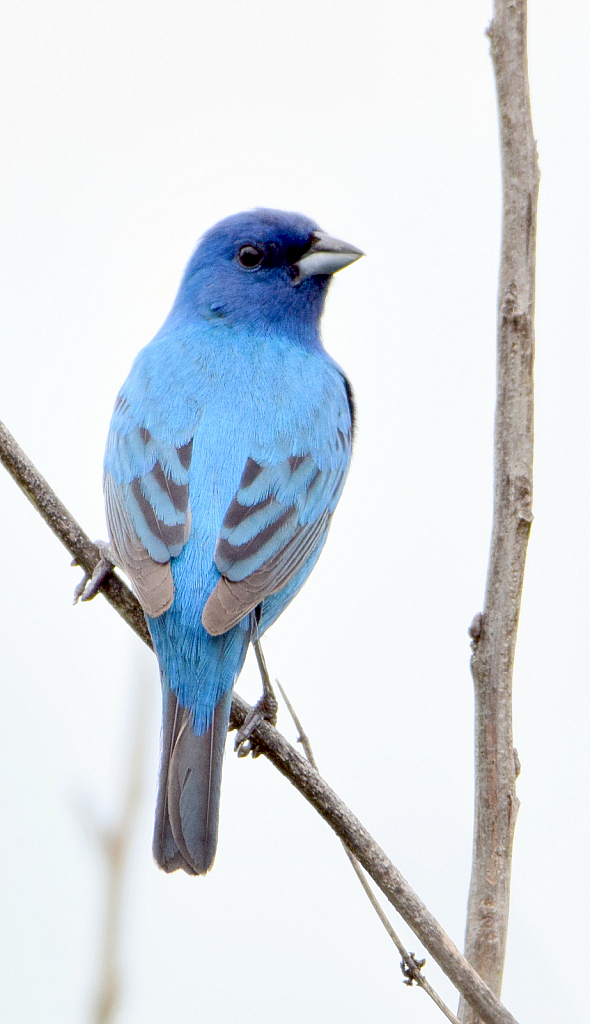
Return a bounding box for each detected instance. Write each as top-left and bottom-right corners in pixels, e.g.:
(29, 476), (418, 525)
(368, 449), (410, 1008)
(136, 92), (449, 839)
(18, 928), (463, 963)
(153, 685), (232, 875)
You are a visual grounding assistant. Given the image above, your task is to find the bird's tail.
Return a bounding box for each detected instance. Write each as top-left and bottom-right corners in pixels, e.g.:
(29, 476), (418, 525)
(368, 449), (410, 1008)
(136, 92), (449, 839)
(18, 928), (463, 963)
(153, 682), (233, 875)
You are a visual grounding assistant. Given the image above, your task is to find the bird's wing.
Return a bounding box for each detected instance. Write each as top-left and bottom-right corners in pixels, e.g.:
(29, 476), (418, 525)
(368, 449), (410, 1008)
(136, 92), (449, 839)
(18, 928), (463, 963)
(104, 397), (193, 617)
(202, 418), (352, 636)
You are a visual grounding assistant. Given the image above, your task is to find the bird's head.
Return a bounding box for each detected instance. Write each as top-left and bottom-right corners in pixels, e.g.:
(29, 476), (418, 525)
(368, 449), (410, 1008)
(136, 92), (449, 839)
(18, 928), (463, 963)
(170, 208), (363, 344)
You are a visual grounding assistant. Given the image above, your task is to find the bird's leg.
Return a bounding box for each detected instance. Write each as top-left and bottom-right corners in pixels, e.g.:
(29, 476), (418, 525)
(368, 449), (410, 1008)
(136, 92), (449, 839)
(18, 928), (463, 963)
(234, 639), (278, 758)
(72, 541), (116, 604)
(252, 640), (279, 726)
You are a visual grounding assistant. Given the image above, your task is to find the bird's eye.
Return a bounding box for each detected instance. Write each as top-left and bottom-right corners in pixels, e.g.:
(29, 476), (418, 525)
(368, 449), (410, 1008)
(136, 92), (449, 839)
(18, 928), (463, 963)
(237, 245), (264, 269)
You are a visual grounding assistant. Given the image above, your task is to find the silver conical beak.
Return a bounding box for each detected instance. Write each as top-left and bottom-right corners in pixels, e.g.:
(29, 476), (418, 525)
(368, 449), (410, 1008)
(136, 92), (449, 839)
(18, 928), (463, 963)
(294, 231), (364, 282)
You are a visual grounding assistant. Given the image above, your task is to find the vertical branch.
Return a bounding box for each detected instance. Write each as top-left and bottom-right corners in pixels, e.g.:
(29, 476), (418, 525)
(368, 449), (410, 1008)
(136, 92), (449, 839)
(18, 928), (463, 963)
(460, 2), (539, 1020)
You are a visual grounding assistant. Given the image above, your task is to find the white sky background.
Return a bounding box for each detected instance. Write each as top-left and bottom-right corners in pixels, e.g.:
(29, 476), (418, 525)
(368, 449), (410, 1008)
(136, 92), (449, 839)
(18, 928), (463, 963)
(0, 1), (588, 1021)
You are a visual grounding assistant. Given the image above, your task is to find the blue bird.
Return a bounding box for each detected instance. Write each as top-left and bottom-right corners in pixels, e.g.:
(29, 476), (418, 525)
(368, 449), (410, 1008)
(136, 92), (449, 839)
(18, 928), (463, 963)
(103, 209), (363, 874)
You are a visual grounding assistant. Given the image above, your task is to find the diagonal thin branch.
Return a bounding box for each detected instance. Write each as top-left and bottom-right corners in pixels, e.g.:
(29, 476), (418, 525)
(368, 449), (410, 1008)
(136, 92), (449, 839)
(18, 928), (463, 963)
(459, 5), (539, 1021)
(277, 681), (461, 1024)
(0, 418), (519, 1024)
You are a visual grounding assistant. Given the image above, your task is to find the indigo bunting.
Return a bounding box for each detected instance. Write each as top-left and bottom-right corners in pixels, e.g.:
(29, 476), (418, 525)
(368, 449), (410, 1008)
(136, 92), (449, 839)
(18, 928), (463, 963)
(103, 209), (362, 874)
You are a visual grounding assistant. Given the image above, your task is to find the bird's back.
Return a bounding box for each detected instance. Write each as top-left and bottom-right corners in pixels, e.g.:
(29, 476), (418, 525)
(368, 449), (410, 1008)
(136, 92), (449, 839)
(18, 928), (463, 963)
(143, 321), (352, 728)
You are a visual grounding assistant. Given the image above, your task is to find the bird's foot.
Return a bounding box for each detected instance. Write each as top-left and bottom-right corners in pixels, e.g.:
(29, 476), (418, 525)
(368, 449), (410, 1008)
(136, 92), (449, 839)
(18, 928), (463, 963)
(72, 542), (115, 604)
(234, 684), (278, 759)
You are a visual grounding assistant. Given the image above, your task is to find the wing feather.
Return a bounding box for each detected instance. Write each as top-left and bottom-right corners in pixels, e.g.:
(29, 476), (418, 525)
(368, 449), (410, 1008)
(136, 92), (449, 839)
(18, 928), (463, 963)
(104, 406), (193, 617)
(202, 407), (352, 637)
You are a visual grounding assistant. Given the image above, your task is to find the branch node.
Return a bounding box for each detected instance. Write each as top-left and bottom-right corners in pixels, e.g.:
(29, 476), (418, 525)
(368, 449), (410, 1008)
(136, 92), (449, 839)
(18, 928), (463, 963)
(468, 613), (484, 643)
(401, 952), (427, 986)
(513, 475), (533, 524)
(500, 282), (519, 320)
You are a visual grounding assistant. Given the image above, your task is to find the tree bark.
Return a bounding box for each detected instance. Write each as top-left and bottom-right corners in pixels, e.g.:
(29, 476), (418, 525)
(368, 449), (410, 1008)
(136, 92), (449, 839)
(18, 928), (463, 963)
(459, 3), (539, 1020)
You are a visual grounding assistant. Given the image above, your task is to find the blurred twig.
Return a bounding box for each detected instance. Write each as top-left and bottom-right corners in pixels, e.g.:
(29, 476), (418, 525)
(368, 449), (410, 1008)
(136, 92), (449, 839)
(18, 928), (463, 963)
(0, 418), (519, 1024)
(277, 681), (460, 1024)
(81, 676), (150, 1024)
(459, 5), (539, 1021)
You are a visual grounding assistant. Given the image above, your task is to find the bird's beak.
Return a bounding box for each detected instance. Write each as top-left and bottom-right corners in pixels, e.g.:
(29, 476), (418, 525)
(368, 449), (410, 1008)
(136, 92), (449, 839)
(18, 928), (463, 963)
(294, 231), (364, 282)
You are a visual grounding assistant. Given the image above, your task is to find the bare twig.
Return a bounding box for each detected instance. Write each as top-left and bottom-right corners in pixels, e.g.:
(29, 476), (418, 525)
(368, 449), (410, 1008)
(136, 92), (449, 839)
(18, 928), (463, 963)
(0, 419), (520, 1024)
(275, 681), (318, 767)
(459, 4), (539, 1021)
(277, 681), (461, 1024)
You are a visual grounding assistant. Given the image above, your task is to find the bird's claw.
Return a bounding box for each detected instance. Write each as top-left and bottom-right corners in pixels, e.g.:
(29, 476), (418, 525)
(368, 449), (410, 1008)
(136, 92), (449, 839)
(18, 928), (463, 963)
(72, 542), (115, 604)
(234, 687), (278, 759)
